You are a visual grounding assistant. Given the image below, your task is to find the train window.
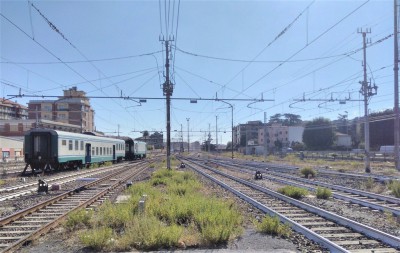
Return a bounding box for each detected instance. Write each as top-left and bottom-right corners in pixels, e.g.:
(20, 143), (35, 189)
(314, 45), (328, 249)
(100, 147), (102, 155)
(96, 147), (99, 155)
(62, 140), (66, 146)
(80, 141), (84, 150)
(69, 140), (73, 150)
(75, 140), (78, 150)
(92, 147), (95, 156)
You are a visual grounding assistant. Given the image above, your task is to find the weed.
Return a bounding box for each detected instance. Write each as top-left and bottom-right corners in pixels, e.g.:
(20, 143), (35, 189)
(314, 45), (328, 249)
(316, 187), (332, 199)
(278, 186), (308, 199)
(64, 209), (92, 231)
(90, 163), (99, 169)
(388, 180), (400, 198)
(94, 201), (133, 229)
(80, 227), (113, 250)
(79, 168), (243, 250)
(116, 215), (182, 250)
(104, 161), (112, 166)
(299, 167), (316, 178)
(362, 177), (375, 190)
(254, 215), (291, 237)
(0, 179), (5, 186)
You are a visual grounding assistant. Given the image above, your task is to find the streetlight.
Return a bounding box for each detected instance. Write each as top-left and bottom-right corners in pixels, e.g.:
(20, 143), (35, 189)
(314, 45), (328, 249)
(217, 100), (234, 159)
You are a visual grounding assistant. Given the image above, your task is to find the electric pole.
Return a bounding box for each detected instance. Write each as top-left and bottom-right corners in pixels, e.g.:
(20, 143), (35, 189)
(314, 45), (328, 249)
(394, 0), (400, 170)
(161, 39), (174, 169)
(358, 28), (377, 173)
(216, 115), (218, 154)
(180, 124), (183, 153)
(186, 118), (190, 153)
(264, 112), (268, 159)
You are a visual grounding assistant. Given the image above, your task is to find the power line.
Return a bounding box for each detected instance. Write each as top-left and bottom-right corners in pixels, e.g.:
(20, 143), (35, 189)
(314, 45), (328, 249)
(221, 0), (316, 90)
(0, 51), (162, 65)
(237, 0), (370, 98)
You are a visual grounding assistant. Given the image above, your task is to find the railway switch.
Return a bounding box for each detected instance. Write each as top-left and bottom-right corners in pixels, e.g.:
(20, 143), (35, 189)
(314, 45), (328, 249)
(254, 171), (263, 180)
(38, 179), (48, 194)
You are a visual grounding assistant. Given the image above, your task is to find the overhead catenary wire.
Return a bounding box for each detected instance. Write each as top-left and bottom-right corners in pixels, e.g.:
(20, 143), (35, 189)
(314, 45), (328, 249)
(236, 0), (371, 98)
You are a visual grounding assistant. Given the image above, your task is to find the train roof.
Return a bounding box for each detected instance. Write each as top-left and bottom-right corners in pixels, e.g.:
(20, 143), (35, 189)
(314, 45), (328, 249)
(25, 129), (125, 143)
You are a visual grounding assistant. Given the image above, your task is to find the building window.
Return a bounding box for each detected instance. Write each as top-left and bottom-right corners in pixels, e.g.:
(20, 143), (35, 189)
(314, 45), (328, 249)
(2, 151), (10, 158)
(75, 140), (78, 150)
(43, 105), (52, 111)
(69, 140), (73, 150)
(80, 141), (84, 150)
(62, 140), (66, 146)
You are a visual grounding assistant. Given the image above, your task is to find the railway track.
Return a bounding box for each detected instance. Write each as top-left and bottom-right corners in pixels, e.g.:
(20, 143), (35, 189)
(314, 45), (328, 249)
(0, 163), (131, 203)
(206, 158), (400, 217)
(210, 157), (399, 183)
(0, 161), (149, 253)
(181, 157), (400, 253)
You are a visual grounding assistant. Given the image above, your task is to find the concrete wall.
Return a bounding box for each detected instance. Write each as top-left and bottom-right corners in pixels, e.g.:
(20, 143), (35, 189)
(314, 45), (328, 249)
(0, 136), (24, 161)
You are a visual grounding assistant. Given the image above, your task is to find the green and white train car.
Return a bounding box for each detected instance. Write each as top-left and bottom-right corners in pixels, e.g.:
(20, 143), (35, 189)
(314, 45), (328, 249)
(23, 129), (125, 174)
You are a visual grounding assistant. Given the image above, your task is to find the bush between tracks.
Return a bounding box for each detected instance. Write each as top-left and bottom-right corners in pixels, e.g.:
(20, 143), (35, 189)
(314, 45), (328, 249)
(64, 209), (92, 231)
(315, 187), (332, 199)
(278, 186), (308, 199)
(254, 215), (291, 237)
(299, 167), (316, 178)
(389, 180), (400, 198)
(79, 227), (113, 251)
(78, 168), (243, 251)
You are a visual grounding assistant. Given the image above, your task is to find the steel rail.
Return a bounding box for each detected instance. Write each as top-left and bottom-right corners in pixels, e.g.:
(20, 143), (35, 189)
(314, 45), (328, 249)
(210, 159), (400, 215)
(183, 158), (400, 250)
(0, 161), (148, 253)
(182, 158), (350, 253)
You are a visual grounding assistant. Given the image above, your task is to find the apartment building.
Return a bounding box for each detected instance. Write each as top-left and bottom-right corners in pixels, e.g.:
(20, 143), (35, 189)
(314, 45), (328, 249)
(0, 99), (28, 120)
(27, 87), (95, 132)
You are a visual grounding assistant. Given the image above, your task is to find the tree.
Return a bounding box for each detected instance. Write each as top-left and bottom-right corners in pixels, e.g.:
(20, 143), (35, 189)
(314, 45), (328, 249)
(226, 141), (232, 150)
(283, 113), (302, 126)
(142, 130), (149, 138)
(302, 117), (335, 150)
(269, 113), (283, 124)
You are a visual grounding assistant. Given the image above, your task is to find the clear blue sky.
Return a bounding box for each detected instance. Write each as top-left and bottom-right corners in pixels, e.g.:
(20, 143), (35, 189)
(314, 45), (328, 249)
(0, 0), (396, 145)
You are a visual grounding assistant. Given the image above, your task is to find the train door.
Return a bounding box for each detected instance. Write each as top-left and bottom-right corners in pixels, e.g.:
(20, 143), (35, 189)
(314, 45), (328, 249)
(85, 143), (91, 164)
(33, 133), (51, 160)
(112, 145), (116, 161)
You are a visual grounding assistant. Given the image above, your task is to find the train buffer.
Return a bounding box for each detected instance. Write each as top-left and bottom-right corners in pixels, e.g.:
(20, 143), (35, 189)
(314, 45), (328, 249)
(37, 179), (48, 194)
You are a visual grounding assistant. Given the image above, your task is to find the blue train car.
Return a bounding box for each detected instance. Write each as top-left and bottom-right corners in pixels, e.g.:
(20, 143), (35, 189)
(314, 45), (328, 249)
(23, 129), (125, 175)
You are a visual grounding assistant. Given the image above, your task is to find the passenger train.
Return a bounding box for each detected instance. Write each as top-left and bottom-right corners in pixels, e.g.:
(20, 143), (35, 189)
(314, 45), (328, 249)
(23, 129), (146, 175)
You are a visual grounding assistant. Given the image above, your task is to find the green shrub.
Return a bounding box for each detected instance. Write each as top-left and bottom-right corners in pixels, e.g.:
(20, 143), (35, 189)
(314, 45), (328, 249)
(64, 209), (92, 231)
(278, 186), (308, 199)
(363, 177), (375, 190)
(300, 167), (316, 178)
(104, 161), (113, 166)
(78, 168), (243, 250)
(254, 215), (291, 237)
(389, 180), (400, 198)
(315, 187), (332, 199)
(0, 179), (4, 186)
(90, 163), (99, 169)
(116, 215), (182, 250)
(94, 201), (133, 229)
(80, 227), (113, 250)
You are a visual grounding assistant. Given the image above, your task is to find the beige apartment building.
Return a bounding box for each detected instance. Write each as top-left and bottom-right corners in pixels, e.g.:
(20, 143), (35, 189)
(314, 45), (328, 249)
(27, 87), (95, 132)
